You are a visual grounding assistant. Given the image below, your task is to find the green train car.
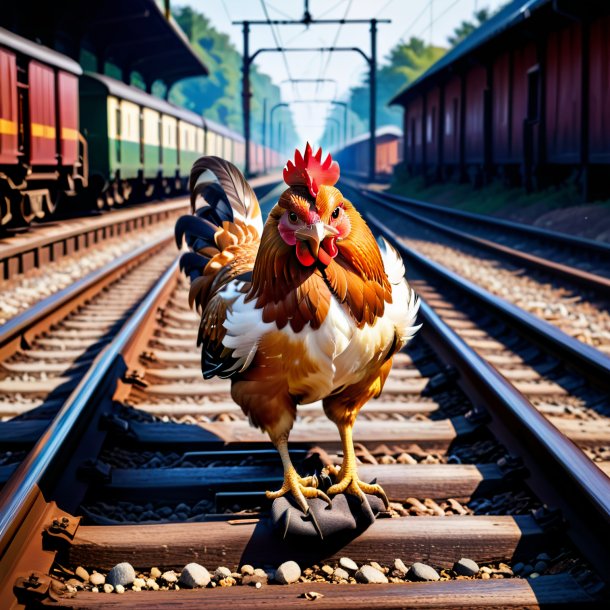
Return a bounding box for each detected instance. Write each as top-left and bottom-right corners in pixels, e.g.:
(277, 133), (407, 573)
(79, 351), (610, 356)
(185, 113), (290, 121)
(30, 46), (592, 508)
(79, 73), (245, 207)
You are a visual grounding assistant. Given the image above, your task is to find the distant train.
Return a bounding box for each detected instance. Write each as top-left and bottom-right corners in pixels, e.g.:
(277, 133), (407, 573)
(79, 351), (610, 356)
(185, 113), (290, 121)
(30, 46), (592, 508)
(0, 27), (279, 227)
(333, 126), (404, 179)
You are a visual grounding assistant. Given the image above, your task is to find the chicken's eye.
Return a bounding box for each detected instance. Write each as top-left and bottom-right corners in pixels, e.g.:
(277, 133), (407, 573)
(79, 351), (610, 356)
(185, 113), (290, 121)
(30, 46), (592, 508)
(331, 206), (341, 219)
(288, 211), (298, 223)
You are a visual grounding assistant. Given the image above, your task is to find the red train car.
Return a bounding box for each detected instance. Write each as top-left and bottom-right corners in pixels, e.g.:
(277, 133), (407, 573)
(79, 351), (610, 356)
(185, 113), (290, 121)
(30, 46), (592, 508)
(334, 126), (403, 179)
(0, 27), (85, 225)
(391, 0), (610, 200)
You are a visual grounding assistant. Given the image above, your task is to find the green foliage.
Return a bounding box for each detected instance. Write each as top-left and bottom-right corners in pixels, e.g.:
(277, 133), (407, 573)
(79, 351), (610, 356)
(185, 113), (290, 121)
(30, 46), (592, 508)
(447, 8), (492, 47)
(170, 6), (298, 147)
(321, 37), (445, 149)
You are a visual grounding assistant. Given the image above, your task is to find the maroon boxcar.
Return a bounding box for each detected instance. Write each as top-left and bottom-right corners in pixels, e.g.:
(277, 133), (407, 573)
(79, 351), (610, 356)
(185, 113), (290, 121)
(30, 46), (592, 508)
(442, 76), (461, 166)
(425, 86), (441, 168)
(0, 27), (84, 225)
(404, 97), (424, 169)
(545, 22), (582, 163)
(464, 64), (487, 165)
(588, 14), (610, 164)
(390, 0), (610, 200)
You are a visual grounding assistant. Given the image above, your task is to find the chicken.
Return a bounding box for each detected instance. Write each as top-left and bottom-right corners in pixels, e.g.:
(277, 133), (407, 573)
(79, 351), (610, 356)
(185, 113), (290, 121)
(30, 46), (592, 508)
(175, 144), (420, 520)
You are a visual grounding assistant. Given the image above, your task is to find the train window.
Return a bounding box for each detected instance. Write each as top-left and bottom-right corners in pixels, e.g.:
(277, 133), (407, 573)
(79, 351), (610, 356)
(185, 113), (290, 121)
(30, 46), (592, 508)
(158, 119), (163, 164)
(116, 107), (121, 163)
(139, 113), (144, 164)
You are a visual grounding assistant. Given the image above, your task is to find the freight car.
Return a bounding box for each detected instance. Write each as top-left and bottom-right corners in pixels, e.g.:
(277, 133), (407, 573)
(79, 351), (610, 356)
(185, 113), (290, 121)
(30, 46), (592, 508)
(333, 126), (403, 179)
(391, 0), (610, 200)
(79, 74), (248, 207)
(0, 26), (277, 227)
(0, 27), (86, 226)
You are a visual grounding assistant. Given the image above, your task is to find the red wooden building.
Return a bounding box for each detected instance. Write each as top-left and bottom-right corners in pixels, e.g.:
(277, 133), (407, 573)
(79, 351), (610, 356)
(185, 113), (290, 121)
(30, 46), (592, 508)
(391, 0), (610, 199)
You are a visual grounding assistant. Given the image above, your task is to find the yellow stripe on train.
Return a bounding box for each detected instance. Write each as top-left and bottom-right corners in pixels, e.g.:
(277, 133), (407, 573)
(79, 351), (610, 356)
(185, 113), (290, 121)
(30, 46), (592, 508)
(31, 123), (56, 139)
(61, 127), (79, 140)
(0, 118), (17, 136)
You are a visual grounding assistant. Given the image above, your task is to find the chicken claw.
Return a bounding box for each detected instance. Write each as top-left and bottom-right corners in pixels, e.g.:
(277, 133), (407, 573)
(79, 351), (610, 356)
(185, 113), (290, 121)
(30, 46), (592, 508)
(326, 475), (389, 509)
(266, 466), (331, 514)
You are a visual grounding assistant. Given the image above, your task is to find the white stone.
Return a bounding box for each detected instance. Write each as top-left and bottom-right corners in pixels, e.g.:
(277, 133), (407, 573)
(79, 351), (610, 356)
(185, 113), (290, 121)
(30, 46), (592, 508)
(179, 563), (210, 588)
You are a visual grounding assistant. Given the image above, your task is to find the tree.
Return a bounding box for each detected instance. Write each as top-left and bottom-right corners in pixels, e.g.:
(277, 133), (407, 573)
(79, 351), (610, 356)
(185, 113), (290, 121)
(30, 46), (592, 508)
(170, 6), (298, 149)
(320, 37), (445, 149)
(447, 8), (492, 47)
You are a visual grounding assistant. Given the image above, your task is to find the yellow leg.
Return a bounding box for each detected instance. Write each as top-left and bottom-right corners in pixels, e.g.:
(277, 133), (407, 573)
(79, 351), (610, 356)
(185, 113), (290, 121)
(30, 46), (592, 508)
(266, 438), (331, 513)
(326, 424), (389, 508)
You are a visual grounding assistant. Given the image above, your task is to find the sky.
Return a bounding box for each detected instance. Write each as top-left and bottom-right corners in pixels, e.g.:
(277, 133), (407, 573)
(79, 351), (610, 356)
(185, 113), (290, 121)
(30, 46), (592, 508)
(183, 0), (507, 144)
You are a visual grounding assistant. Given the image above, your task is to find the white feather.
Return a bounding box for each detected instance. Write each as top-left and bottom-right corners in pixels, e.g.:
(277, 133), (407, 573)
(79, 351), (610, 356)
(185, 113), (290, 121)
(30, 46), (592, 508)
(222, 239), (420, 403)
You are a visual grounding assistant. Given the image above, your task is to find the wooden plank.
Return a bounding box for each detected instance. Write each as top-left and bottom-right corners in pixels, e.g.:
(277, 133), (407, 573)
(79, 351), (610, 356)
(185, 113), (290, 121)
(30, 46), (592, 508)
(101, 463), (505, 502)
(0, 376), (77, 395)
(69, 515), (547, 571)
(127, 417), (475, 449)
(52, 575), (602, 610)
(133, 400), (440, 418)
(549, 418), (610, 445)
(142, 379), (429, 397)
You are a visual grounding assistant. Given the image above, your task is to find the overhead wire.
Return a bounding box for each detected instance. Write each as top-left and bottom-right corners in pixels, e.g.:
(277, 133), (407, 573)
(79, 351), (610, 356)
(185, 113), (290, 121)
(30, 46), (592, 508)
(259, 0), (297, 97)
(416, 0), (462, 41)
(317, 0), (353, 94)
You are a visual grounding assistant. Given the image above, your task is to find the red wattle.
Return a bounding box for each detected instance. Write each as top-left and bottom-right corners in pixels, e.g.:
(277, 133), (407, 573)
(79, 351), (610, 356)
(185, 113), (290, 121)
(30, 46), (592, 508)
(296, 241), (316, 266)
(322, 237), (338, 258)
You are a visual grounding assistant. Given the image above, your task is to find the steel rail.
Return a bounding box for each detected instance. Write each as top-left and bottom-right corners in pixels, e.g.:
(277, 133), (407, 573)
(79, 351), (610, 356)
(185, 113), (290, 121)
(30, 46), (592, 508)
(366, 186), (610, 256)
(0, 256), (179, 561)
(364, 199), (610, 574)
(0, 198), (188, 279)
(0, 231), (174, 360)
(362, 189), (610, 296)
(365, 215), (610, 392)
(415, 296), (610, 584)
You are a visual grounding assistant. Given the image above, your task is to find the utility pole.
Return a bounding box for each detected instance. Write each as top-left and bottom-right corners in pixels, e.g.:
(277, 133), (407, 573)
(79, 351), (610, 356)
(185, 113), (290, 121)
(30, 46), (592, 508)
(262, 98), (267, 173)
(369, 19), (377, 181)
(234, 10), (390, 179)
(270, 102), (288, 164)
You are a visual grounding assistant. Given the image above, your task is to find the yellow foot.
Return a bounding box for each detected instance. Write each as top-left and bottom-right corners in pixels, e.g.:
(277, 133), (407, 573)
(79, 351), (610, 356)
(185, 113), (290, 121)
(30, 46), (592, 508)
(326, 475), (389, 509)
(266, 467), (331, 513)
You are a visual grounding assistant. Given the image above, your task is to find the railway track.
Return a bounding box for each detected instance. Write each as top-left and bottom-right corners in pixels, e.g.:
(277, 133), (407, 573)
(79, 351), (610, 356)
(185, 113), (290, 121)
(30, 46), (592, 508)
(351, 184), (610, 356)
(0, 186), (609, 608)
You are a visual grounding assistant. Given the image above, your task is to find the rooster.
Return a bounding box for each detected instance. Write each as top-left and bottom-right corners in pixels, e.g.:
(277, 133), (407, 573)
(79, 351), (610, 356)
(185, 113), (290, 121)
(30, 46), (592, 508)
(175, 144), (419, 519)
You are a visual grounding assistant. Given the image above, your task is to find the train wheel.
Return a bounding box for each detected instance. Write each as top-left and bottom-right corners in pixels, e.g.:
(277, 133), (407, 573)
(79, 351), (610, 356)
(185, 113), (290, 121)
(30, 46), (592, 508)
(45, 189), (58, 216)
(112, 181), (123, 205)
(0, 194), (12, 226)
(121, 180), (132, 202)
(18, 193), (38, 225)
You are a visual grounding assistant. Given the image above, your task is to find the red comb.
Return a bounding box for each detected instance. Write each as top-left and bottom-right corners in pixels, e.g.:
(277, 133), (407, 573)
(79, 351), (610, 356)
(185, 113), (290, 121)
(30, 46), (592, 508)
(283, 143), (340, 198)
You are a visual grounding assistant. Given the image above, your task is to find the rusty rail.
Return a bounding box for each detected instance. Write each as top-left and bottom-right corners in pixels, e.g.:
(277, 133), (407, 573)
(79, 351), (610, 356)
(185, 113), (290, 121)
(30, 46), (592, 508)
(367, 214), (610, 581)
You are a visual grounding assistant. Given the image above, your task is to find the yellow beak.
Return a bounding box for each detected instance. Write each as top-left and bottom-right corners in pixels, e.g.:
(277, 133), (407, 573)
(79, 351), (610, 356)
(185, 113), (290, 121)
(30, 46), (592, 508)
(295, 222), (339, 257)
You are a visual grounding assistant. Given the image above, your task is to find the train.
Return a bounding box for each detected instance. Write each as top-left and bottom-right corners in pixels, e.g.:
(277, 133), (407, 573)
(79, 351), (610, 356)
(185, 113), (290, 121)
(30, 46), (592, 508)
(391, 0), (610, 200)
(333, 126), (404, 179)
(0, 26), (280, 227)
